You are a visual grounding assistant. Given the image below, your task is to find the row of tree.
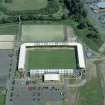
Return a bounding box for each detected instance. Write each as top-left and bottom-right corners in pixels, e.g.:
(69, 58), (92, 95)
(0, 13), (66, 24)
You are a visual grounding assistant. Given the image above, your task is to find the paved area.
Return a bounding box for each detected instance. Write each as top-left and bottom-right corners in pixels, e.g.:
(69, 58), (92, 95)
(65, 26), (77, 42)
(0, 49), (13, 87)
(7, 79), (64, 105)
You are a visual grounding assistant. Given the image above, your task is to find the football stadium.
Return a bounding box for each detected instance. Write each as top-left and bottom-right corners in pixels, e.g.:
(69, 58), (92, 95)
(18, 42), (85, 80)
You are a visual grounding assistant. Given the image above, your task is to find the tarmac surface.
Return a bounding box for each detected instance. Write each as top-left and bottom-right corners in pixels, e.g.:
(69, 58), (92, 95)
(0, 49), (12, 87)
(8, 79), (64, 105)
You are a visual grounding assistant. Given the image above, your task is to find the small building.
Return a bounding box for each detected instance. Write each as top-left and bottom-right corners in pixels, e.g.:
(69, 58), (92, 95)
(44, 74), (60, 81)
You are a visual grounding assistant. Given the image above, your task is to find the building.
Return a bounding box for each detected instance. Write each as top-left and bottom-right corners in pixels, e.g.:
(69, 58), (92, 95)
(96, 2), (105, 9)
(90, 2), (105, 13)
(18, 42), (86, 80)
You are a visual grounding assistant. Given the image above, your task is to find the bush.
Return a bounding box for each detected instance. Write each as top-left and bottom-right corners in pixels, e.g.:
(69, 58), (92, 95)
(77, 22), (86, 29)
(86, 31), (98, 39)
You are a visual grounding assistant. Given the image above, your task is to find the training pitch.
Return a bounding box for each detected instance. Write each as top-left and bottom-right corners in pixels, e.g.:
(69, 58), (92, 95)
(22, 25), (65, 42)
(2, 0), (47, 11)
(26, 47), (76, 70)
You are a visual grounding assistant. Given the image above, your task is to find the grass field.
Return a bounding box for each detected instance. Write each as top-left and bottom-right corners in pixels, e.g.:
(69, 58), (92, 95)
(78, 61), (103, 105)
(22, 25), (65, 42)
(2, 0), (47, 11)
(0, 94), (5, 105)
(78, 79), (103, 105)
(0, 35), (15, 41)
(26, 48), (76, 70)
(0, 88), (6, 105)
(0, 42), (14, 49)
(0, 24), (17, 49)
(0, 24), (18, 35)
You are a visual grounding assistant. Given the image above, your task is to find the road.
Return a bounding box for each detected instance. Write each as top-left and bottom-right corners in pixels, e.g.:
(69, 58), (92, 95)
(6, 16), (22, 105)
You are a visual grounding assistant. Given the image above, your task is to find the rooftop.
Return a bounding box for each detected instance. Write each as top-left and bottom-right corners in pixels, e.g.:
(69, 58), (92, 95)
(96, 2), (105, 9)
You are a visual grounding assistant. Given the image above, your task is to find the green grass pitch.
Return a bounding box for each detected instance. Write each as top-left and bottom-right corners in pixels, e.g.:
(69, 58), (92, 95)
(26, 48), (76, 70)
(78, 79), (103, 105)
(22, 25), (64, 42)
(2, 0), (47, 11)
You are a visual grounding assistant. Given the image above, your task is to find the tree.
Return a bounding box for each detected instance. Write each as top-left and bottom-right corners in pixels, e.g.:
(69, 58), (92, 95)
(77, 22), (86, 29)
(86, 31), (98, 39)
(65, 0), (87, 21)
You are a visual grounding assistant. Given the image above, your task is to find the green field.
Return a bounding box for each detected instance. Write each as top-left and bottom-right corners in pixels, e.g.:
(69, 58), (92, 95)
(2, 0), (47, 11)
(22, 25), (64, 42)
(0, 94), (5, 105)
(78, 61), (103, 105)
(0, 88), (6, 105)
(26, 48), (76, 70)
(0, 24), (18, 35)
(78, 79), (103, 105)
